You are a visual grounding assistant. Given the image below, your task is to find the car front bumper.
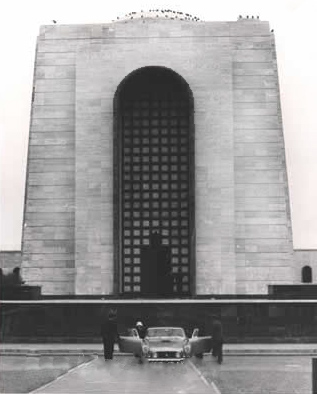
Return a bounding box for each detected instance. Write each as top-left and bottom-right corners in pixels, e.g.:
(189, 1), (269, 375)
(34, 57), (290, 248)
(147, 357), (185, 362)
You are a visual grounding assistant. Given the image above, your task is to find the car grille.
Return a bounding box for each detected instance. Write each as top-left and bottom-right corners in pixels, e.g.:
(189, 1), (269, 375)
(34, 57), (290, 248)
(157, 351), (178, 358)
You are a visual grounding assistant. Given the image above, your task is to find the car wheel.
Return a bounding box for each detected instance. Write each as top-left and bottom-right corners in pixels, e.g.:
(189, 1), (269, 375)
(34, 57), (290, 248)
(195, 353), (203, 359)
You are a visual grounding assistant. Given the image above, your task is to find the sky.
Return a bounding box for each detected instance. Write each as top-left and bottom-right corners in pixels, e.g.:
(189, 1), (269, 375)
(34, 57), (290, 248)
(0, 0), (316, 250)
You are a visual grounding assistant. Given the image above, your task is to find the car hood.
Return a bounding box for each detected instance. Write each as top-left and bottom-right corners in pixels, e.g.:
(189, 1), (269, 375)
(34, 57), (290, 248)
(147, 338), (185, 350)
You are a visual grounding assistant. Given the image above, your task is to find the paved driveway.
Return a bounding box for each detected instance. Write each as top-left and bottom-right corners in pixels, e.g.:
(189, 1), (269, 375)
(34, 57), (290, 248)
(0, 354), (313, 393)
(0, 355), (92, 393)
(30, 356), (216, 394)
(193, 355), (312, 394)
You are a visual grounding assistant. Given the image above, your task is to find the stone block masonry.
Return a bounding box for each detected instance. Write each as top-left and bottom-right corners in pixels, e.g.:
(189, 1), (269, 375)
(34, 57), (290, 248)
(233, 30), (294, 294)
(22, 17), (295, 295)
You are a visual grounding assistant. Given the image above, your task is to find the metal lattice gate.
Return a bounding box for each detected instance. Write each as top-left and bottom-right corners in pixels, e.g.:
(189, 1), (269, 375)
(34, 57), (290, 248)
(116, 67), (194, 296)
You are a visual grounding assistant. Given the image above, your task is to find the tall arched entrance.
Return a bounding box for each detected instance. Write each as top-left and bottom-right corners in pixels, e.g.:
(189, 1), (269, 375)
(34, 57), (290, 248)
(114, 67), (195, 297)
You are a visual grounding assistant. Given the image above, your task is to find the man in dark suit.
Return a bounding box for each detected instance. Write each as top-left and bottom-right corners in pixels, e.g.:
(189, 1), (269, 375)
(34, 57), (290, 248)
(211, 314), (224, 364)
(101, 308), (119, 360)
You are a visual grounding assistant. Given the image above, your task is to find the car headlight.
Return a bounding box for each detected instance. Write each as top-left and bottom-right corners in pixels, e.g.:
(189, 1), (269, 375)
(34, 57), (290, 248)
(175, 352), (181, 358)
(152, 352), (158, 358)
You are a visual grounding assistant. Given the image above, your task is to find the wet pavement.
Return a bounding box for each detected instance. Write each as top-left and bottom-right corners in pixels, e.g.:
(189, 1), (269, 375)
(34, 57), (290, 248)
(30, 356), (215, 394)
(0, 353), (314, 393)
(193, 355), (312, 394)
(0, 355), (92, 393)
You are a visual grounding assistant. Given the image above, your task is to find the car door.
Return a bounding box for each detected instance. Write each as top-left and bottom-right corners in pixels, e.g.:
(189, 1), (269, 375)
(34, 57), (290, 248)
(118, 328), (142, 356)
(189, 328), (212, 356)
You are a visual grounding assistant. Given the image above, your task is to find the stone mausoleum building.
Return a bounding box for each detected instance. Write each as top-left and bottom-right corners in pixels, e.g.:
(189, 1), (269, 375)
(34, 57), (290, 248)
(19, 11), (307, 296)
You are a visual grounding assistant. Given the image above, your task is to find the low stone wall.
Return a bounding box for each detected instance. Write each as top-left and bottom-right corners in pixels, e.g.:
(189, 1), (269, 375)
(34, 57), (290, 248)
(1, 300), (317, 343)
(0, 285), (41, 300)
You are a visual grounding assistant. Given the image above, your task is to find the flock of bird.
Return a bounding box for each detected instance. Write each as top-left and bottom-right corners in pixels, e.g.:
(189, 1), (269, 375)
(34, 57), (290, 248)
(238, 15), (260, 19)
(51, 12), (275, 31)
(114, 9), (201, 22)
(237, 15), (274, 32)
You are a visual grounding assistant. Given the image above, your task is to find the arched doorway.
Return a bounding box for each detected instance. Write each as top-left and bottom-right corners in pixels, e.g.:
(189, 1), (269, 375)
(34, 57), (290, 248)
(114, 67), (195, 297)
(302, 265), (312, 283)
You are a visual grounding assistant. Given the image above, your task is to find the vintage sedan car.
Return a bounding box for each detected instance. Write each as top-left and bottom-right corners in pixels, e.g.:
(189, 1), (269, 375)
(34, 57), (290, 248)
(119, 326), (212, 362)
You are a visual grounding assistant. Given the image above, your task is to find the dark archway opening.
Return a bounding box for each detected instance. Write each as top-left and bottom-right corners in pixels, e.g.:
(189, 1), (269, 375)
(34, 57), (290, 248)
(114, 67), (195, 297)
(302, 265), (312, 283)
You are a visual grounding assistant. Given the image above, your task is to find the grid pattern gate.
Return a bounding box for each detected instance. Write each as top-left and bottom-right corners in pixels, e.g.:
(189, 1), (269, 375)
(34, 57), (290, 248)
(120, 75), (192, 296)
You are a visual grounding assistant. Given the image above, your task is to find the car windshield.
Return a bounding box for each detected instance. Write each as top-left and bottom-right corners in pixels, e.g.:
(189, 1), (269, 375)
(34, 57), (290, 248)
(146, 328), (185, 338)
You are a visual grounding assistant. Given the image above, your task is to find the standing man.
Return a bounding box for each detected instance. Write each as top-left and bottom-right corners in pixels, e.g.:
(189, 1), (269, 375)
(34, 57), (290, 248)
(101, 308), (119, 360)
(135, 321), (147, 339)
(135, 321), (147, 363)
(211, 314), (224, 364)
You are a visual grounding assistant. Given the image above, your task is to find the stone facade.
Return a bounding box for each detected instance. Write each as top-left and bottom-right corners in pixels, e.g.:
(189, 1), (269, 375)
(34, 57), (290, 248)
(22, 16), (295, 295)
(294, 250), (317, 282)
(0, 251), (22, 274)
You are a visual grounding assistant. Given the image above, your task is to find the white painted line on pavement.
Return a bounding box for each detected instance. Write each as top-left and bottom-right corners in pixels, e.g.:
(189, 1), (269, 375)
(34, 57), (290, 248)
(29, 356), (96, 394)
(210, 381), (222, 394)
(188, 360), (222, 394)
(188, 360), (210, 387)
